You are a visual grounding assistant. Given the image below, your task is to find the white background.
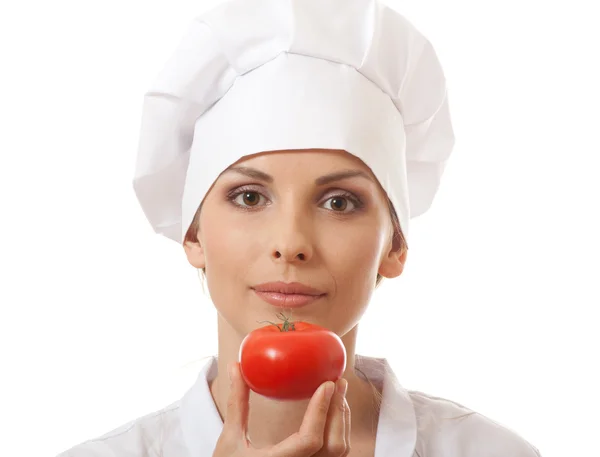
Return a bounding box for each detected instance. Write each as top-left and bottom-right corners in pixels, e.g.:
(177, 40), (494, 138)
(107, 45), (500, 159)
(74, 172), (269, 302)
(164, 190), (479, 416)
(1, 1), (599, 456)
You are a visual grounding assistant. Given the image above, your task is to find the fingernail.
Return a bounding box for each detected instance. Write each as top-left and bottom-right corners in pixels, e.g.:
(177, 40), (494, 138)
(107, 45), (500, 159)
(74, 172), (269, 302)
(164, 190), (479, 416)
(336, 378), (348, 397)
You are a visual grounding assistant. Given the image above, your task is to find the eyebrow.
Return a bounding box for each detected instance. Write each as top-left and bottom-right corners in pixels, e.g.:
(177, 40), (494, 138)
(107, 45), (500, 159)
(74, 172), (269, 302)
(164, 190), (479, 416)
(226, 166), (374, 186)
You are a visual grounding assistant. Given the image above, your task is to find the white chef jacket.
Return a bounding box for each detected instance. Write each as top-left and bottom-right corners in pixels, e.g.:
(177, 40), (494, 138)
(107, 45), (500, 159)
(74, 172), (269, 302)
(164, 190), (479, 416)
(57, 356), (542, 456)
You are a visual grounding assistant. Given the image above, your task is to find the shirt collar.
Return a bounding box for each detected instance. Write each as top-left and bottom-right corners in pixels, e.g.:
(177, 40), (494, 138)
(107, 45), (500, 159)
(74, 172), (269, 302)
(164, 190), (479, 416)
(180, 356), (417, 457)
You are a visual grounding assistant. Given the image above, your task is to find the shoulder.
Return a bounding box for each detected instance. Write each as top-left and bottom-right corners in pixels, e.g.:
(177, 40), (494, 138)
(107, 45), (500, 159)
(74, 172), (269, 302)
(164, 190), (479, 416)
(408, 390), (542, 457)
(55, 400), (185, 457)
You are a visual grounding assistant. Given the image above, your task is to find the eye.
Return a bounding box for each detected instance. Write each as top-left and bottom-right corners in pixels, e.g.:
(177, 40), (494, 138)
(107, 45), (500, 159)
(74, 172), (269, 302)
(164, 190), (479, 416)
(322, 193), (362, 212)
(227, 186), (364, 213)
(232, 191), (266, 207)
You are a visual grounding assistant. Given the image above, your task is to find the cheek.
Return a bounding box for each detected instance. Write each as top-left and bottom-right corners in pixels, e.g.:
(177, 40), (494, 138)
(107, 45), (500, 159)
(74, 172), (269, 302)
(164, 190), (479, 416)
(198, 209), (264, 331)
(320, 226), (384, 335)
(323, 222), (386, 272)
(201, 209), (254, 261)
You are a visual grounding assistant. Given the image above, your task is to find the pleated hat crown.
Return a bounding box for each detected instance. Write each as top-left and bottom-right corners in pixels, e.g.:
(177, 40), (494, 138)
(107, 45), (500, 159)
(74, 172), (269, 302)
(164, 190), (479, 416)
(133, 0), (455, 243)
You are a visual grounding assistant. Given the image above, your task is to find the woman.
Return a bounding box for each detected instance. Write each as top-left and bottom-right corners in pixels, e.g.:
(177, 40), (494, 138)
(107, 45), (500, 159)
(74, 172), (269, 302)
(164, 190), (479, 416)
(58, 0), (541, 455)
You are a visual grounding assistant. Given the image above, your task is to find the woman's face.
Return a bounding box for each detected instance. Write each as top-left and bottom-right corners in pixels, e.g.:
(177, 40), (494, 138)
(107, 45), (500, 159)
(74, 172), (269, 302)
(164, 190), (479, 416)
(184, 149), (406, 337)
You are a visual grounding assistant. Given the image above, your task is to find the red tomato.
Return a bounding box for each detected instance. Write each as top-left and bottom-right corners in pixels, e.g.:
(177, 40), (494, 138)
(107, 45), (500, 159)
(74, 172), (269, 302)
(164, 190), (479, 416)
(239, 320), (347, 400)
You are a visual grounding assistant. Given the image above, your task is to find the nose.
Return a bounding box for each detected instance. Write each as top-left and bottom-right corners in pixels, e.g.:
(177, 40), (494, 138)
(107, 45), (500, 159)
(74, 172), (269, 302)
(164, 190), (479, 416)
(270, 206), (314, 264)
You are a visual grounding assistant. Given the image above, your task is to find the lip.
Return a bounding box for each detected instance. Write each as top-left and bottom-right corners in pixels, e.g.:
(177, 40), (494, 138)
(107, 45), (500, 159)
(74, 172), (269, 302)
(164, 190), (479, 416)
(253, 281), (325, 295)
(252, 282), (326, 308)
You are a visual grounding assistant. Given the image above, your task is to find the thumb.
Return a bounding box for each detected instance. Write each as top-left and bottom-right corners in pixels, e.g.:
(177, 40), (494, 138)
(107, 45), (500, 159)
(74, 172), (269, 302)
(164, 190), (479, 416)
(223, 362), (250, 438)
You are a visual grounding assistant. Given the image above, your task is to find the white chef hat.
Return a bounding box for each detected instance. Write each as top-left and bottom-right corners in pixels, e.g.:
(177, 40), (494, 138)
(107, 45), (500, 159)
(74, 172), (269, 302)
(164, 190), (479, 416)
(133, 0), (455, 245)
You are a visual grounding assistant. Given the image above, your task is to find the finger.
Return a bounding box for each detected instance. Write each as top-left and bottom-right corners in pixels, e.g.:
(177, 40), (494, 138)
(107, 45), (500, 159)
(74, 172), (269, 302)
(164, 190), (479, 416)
(223, 362), (250, 439)
(343, 396), (351, 457)
(272, 381), (335, 457)
(317, 378), (348, 457)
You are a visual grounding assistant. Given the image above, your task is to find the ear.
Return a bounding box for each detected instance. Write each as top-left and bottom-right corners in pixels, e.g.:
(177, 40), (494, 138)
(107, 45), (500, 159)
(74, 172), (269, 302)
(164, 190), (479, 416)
(183, 237), (206, 269)
(377, 237), (408, 279)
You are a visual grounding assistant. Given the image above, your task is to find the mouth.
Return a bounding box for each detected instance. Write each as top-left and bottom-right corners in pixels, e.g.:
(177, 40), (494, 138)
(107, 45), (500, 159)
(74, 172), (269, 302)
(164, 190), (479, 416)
(253, 291), (325, 308)
(252, 282), (326, 308)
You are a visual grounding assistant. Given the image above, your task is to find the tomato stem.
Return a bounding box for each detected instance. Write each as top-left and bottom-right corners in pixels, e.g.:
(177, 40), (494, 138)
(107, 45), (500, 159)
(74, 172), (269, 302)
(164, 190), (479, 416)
(276, 312), (296, 331)
(256, 311), (296, 332)
(256, 319), (281, 331)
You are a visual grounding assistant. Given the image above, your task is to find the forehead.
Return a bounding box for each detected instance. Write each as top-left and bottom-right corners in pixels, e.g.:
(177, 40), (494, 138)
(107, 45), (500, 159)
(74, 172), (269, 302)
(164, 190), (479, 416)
(227, 149), (377, 177)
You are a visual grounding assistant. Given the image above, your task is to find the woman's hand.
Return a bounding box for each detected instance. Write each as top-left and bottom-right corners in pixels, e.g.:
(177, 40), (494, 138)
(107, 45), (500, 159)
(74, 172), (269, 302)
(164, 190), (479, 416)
(212, 362), (351, 457)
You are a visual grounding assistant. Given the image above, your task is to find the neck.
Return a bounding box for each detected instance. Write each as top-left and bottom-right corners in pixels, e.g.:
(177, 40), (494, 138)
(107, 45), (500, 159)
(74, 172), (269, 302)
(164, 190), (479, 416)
(209, 314), (380, 447)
